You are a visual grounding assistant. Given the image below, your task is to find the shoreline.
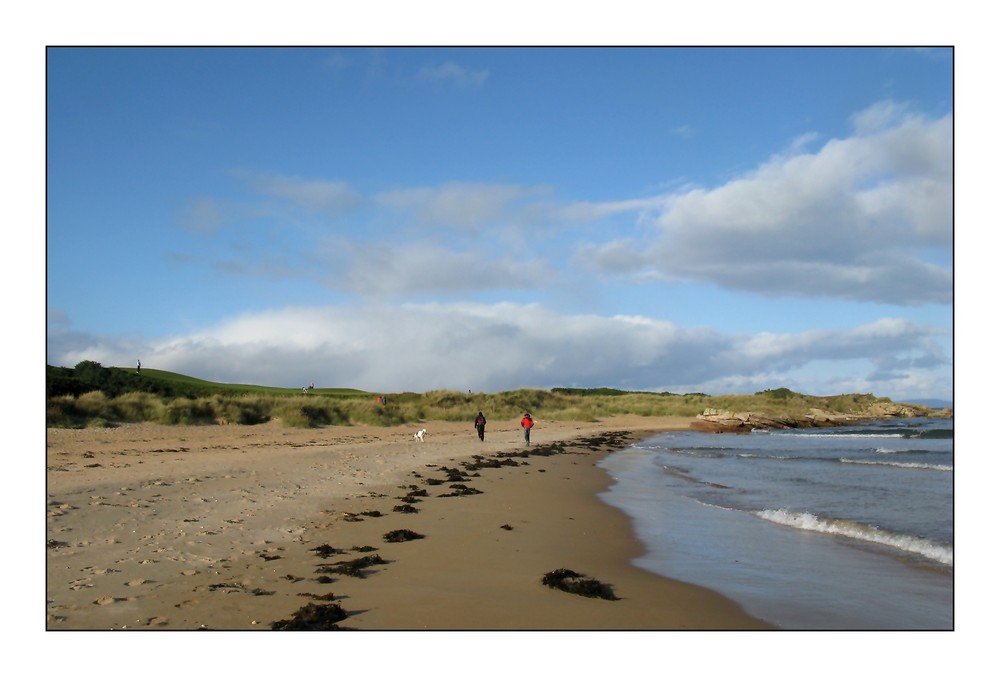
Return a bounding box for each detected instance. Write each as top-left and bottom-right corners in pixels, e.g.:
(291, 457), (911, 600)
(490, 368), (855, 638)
(46, 416), (771, 630)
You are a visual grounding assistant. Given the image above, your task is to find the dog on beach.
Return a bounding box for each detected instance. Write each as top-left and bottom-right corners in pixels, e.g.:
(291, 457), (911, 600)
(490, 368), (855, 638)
(414, 429), (426, 442)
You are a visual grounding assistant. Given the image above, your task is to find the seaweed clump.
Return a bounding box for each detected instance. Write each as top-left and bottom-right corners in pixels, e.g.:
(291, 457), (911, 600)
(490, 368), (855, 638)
(271, 602), (348, 630)
(542, 568), (618, 600)
(439, 483), (483, 497)
(316, 554), (387, 578)
(383, 529), (425, 543)
(311, 544), (342, 558)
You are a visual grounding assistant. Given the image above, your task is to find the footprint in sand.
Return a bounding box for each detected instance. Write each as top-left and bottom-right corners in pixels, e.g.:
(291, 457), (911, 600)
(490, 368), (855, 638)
(125, 579), (147, 587)
(94, 596), (126, 605)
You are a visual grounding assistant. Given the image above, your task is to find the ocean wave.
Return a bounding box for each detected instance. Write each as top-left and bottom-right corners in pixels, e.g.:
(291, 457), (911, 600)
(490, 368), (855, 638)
(754, 508), (953, 566)
(841, 458), (952, 471)
(873, 447), (948, 455)
(737, 452), (797, 460)
(780, 432), (906, 439)
(917, 429), (953, 439)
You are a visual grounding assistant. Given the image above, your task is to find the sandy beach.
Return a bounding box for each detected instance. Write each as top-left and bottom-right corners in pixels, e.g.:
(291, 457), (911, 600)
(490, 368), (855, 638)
(46, 415), (771, 631)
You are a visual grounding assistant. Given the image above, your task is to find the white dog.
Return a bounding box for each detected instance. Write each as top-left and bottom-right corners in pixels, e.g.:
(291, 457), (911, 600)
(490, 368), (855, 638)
(414, 428), (426, 442)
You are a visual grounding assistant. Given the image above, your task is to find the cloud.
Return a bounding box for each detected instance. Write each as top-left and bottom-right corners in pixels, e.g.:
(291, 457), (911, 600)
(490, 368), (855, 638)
(178, 197), (228, 234)
(47, 303), (950, 399)
(171, 102), (951, 309)
(374, 182), (550, 231)
(323, 243), (551, 296)
(322, 50), (350, 74)
(416, 61), (489, 88)
(671, 124), (695, 139)
(236, 171), (362, 217)
(575, 102), (953, 306)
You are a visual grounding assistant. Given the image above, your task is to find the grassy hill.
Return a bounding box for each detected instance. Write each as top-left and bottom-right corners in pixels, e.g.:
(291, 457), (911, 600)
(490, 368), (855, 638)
(46, 361), (943, 429)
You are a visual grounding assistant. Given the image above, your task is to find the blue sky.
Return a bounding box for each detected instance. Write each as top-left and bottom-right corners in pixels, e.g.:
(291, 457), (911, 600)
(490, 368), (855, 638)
(46, 46), (954, 401)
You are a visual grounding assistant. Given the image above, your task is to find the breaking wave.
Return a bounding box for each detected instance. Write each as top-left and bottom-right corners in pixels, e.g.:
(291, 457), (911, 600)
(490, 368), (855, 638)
(754, 508), (953, 567)
(841, 458), (952, 471)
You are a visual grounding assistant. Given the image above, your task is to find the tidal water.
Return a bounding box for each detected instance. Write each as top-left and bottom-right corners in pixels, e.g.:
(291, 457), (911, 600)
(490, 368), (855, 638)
(598, 417), (953, 629)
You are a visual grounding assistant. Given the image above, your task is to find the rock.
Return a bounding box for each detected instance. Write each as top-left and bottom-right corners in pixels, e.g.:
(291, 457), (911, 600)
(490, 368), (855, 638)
(692, 399), (952, 434)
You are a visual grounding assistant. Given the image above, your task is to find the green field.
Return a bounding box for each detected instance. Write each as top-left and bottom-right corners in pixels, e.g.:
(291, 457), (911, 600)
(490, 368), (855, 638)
(46, 361), (935, 429)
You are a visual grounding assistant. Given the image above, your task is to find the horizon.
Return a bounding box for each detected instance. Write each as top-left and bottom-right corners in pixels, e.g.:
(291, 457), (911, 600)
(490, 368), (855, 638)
(49, 361), (954, 408)
(46, 46), (953, 402)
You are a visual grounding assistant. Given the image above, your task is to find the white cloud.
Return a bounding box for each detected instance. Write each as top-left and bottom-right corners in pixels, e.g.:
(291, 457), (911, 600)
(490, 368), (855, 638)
(576, 102), (953, 306)
(375, 182), (549, 231)
(416, 61), (489, 88)
(322, 242), (552, 296)
(237, 172), (362, 217)
(178, 197), (227, 234)
(47, 303), (950, 399)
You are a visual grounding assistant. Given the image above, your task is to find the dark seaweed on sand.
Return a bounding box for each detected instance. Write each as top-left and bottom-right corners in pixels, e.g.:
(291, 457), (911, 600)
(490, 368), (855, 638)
(439, 483), (483, 497)
(393, 503), (418, 513)
(318, 554), (387, 578)
(542, 568), (619, 600)
(271, 602), (348, 630)
(464, 456), (521, 470)
(439, 466), (470, 482)
(297, 592), (340, 601)
(208, 582), (275, 596)
(383, 529), (425, 542)
(311, 544), (343, 558)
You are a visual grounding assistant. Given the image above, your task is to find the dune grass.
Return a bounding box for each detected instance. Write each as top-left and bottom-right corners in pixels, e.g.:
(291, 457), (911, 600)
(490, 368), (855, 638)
(45, 365), (911, 429)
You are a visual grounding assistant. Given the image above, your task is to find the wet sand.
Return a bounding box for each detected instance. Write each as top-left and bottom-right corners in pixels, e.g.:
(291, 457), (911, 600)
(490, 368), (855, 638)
(45, 416), (771, 630)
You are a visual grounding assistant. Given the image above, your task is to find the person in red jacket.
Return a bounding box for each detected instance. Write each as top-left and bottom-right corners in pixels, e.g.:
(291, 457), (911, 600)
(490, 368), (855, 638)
(520, 412), (534, 445)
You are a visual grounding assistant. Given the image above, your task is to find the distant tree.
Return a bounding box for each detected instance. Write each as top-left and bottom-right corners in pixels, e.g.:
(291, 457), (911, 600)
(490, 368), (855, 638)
(757, 387), (798, 400)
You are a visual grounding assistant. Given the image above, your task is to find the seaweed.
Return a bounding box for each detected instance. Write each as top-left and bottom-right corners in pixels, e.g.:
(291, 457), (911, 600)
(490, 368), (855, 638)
(318, 554), (387, 578)
(541, 568), (618, 600)
(383, 529), (425, 543)
(311, 544), (342, 558)
(439, 483), (483, 497)
(271, 602), (348, 630)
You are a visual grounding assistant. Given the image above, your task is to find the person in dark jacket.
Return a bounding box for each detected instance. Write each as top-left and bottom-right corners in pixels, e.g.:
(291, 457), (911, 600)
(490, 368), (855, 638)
(474, 411), (487, 441)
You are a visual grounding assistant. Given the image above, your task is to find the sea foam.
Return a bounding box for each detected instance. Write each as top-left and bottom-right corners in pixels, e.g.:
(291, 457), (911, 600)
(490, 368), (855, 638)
(754, 508), (953, 567)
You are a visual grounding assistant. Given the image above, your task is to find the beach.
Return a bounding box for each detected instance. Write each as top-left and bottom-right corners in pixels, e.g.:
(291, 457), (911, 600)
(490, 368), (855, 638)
(45, 415), (771, 631)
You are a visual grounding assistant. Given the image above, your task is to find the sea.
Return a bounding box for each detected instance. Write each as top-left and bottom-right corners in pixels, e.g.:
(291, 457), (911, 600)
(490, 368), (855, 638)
(598, 417), (954, 630)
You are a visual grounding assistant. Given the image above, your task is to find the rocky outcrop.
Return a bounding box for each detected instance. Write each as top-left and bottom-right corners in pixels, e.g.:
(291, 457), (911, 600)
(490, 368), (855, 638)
(691, 402), (951, 433)
(691, 409), (807, 433)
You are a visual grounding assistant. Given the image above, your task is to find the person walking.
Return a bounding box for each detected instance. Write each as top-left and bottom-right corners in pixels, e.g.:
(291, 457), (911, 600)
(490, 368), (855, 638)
(474, 411), (487, 441)
(521, 412), (534, 445)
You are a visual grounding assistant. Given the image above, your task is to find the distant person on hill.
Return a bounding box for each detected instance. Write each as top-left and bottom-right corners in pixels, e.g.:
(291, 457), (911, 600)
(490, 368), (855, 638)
(521, 412), (534, 445)
(136, 359), (141, 374)
(474, 411), (487, 441)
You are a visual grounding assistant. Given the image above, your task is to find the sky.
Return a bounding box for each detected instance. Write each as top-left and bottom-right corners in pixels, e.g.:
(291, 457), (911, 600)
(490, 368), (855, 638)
(45, 46), (954, 401)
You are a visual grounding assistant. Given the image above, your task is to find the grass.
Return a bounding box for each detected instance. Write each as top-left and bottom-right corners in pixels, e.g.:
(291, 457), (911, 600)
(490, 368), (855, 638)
(46, 365), (940, 429)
